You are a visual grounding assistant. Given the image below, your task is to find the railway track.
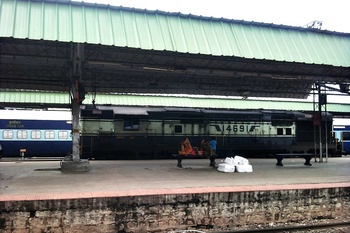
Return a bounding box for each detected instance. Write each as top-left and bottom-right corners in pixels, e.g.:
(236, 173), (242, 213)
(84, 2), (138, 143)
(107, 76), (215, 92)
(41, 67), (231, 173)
(214, 221), (350, 233)
(169, 221), (350, 233)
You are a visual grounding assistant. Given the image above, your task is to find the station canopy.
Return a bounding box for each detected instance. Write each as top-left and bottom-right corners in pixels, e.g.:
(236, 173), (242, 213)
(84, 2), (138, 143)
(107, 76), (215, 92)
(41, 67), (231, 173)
(1, 0), (350, 99)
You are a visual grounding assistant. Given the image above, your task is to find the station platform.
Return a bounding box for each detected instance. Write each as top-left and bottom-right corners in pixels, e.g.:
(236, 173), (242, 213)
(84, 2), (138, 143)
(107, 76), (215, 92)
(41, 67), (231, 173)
(0, 156), (350, 201)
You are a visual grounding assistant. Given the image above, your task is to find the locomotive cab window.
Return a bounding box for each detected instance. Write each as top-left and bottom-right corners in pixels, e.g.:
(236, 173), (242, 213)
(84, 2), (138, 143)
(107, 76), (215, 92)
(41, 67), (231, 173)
(277, 128), (283, 135)
(286, 128), (292, 135)
(174, 125), (183, 133)
(277, 128), (292, 135)
(124, 119), (139, 131)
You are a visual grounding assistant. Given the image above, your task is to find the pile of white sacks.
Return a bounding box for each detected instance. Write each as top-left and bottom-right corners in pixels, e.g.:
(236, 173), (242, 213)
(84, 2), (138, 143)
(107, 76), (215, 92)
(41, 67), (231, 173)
(217, 155), (253, 173)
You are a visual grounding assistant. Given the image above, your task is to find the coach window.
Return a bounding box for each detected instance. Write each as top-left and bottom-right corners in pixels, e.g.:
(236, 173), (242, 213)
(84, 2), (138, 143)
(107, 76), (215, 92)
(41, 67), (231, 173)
(17, 130), (27, 139)
(277, 128), (283, 135)
(175, 125), (183, 133)
(45, 131), (55, 139)
(3, 130), (13, 139)
(31, 130), (41, 139)
(58, 131), (68, 139)
(124, 119), (139, 131)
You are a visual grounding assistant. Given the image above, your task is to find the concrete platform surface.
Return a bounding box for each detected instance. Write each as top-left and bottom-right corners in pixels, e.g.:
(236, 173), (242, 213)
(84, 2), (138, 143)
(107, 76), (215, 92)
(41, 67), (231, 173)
(0, 157), (349, 201)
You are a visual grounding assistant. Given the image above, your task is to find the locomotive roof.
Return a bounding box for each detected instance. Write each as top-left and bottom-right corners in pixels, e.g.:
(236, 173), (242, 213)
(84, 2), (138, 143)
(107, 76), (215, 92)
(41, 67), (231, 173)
(98, 106), (150, 116)
(83, 106), (324, 119)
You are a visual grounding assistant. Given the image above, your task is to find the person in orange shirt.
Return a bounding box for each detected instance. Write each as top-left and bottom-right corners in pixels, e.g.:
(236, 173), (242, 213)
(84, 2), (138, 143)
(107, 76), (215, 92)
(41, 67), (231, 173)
(177, 137), (196, 168)
(179, 137), (195, 156)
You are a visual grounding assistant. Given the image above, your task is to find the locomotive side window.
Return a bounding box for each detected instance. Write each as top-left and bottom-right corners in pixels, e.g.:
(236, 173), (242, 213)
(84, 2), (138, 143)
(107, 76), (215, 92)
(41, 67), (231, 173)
(17, 130), (28, 139)
(276, 128), (293, 135)
(31, 130), (41, 139)
(277, 128), (283, 135)
(286, 128), (292, 135)
(45, 131), (55, 139)
(175, 125), (183, 133)
(124, 119), (139, 131)
(58, 131), (68, 139)
(3, 130), (13, 139)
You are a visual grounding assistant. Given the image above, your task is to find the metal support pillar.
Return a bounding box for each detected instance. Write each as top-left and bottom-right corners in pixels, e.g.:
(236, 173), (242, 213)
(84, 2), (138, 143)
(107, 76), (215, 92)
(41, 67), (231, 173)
(61, 43), (90, 172)
(318, 86), (323, 162)
(324, 91), (328, 162)
(313, 82), (328, 163)
(312, 85), (317, 162)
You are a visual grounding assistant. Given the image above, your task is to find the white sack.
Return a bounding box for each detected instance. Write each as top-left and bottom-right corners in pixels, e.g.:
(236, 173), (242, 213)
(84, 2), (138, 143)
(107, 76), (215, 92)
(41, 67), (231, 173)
(224, 157), (235, 165)
(234, 155), (250, 165)
(217, 163), (235, 173)
(236, 164), (253, 173)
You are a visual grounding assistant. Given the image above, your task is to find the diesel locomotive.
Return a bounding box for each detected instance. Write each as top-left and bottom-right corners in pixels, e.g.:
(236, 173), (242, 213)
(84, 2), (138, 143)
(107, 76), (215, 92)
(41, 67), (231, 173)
(80, 106), (336, 159)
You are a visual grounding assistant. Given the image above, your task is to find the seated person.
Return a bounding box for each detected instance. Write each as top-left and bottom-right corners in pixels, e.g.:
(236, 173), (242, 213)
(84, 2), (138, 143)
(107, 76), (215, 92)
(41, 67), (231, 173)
(200, 139), (216, 167)
(200, 139), (212, 157)
(179, 137), (196, 156)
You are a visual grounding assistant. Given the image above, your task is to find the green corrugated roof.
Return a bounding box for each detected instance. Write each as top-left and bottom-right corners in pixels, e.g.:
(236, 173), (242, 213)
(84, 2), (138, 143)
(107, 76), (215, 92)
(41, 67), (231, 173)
(1, 0), (350, 67)
(0, 91), (70, 104)
(1, 91), (350, 114)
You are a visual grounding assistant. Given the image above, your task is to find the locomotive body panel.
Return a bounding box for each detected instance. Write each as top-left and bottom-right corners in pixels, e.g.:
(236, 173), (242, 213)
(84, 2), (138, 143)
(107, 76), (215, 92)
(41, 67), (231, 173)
(79, 107), (334, 159)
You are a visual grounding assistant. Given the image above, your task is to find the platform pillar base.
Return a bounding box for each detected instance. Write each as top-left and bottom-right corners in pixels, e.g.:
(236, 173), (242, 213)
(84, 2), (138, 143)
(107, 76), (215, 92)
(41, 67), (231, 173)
(61, 159), (90, 173)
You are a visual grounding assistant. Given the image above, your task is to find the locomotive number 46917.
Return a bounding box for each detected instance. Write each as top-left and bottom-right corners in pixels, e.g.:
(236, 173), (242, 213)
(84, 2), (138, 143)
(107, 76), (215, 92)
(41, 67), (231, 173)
(210, 124), (261, 133)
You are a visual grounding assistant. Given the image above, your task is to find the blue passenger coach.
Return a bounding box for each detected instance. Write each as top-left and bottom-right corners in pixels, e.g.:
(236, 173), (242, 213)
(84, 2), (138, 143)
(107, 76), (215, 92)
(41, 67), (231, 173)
(333, 118), (350, 155)
(0, 110), (72, 157)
